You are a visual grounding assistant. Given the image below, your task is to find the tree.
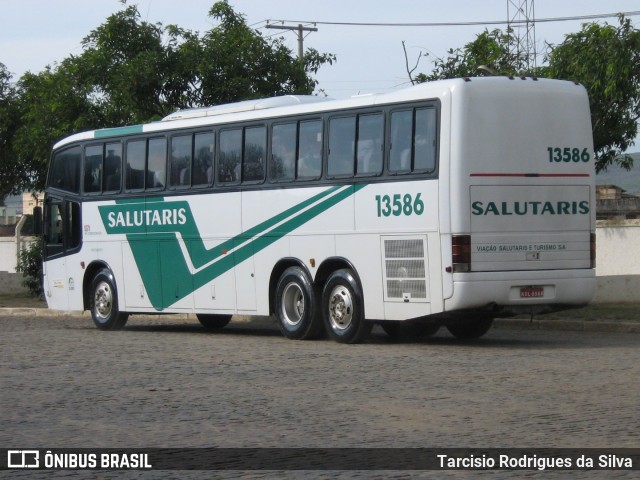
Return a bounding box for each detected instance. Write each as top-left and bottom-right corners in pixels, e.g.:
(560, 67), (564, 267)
(415, 28), (526, 83)
(16, 239), (43, 296)
(0, 63), (20, 198)
(76, 0), (334, 121)
(198, 1), (333, 105)
(542, 16), (640, 172)
(5, 1), (335, 194)
(414, 16), (640, 172)
(12, 63), (101, 192)
(76, 3), (197, 124)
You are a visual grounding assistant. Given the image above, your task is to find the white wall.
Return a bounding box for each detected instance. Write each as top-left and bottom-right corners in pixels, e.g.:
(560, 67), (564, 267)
(595, 221), (640, 276)
(593, 220), (640, 303)
(0, 237), (22, 273)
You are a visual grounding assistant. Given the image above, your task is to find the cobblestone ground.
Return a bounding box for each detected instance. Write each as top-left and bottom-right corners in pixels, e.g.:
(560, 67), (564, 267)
(1, 314), (639, 479)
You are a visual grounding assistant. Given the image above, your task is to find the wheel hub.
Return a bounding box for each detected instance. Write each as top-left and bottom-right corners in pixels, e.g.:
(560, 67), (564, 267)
(94, 281), (113, 320)
(328, 287), (353, 331)
(282, 282), (305, 327)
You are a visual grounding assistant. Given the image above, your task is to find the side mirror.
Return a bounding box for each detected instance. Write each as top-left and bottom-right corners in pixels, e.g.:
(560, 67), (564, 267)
(32, 206), (43, 235)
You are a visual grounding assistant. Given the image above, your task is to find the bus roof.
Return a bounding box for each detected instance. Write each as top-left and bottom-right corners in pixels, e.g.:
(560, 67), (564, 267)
(53, 77), (585, 150)
(161, 95), (333, 121)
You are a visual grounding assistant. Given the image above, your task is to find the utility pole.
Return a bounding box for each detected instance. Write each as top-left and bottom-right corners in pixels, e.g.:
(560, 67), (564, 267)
(265, 22), (318, 62)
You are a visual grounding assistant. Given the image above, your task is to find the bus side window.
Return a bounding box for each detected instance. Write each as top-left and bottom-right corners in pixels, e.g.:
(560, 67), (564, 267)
(49, 146), (81, 193)
(243, 126), (266, 183)
(103, 143), (122, 193)
(414, 107), (437, 172)
(193, 132), (214, 186)
(84, 145), (103, 193)
(45, 202), (64, 252)
(298, 120), (322, 180)
(219, 129), (242, 184)
(126, 140), (146, 190)
(43, 200), (81, 257)
(356, 113), (383, 176)
(328, 116), (356, 177)
(68, 201), (82, 250)
(390, 107), (438, 174)
(147, 137), (166, 190)
(170, 135), (192, 188)
(389, 110), (412, 173)
(271, 123), (296, 182)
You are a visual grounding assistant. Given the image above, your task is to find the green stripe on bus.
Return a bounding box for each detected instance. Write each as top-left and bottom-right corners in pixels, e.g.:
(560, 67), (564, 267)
(94, 125), (144, 139)
(99, 184), (366, 309)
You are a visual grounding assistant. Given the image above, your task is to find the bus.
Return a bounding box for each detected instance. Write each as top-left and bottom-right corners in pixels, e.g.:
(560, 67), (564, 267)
(41, 76), (596, 343)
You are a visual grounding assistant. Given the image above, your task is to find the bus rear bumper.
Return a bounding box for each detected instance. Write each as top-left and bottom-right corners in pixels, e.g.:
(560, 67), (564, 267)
(445, 269), (596, 314)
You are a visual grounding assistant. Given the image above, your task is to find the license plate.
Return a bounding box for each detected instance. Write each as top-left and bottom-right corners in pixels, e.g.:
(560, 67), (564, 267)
(520, 286), (544, 298)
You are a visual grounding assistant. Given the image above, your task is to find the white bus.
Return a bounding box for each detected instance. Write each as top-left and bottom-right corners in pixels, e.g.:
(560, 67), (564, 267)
(42, 77), (596, 343)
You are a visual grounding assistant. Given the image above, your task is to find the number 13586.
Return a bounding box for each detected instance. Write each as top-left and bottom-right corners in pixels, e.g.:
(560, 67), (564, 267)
(375, 193), (424, 217)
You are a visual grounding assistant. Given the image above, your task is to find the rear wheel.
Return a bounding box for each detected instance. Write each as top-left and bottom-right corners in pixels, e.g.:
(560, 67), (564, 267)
(275, 266), (323, 340)
(446, 317), (494, 339)
(322, 269), (371, 344)
(197, 314), (232, 330)
(89, 268), (128, 330)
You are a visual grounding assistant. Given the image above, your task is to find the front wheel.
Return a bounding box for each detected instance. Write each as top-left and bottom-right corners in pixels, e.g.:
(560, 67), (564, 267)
(322, 269), (371, 344)
(89, 268), (128, 330)
(446, 317), (494, 339)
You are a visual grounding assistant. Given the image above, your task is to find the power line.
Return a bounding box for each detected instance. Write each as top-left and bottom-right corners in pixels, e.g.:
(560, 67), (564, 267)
(265, 22), (318, 61)
(266, 10), (640, 28)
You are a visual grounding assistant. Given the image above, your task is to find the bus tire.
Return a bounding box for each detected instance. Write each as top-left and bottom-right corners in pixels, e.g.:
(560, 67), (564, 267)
(275, 266), (323, 340)
(89, 268), (128, 330)
(197, 314), (232, 329)
(322, 269), (371, 344)
(446, 316), (494, 339)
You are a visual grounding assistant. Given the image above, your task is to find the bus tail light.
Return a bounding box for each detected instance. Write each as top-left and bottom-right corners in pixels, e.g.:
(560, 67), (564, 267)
(590, 233), (596, 268)
(452, 235), (471, 272)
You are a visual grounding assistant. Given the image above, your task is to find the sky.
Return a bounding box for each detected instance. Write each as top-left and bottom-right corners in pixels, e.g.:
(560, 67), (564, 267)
(1, 0), (639, 149)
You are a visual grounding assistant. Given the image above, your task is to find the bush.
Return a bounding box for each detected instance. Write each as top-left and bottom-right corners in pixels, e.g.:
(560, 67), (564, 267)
(16, 237), (43, 296)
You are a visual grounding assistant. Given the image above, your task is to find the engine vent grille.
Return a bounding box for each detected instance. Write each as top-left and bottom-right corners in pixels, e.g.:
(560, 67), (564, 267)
(382, 237), (428, 302)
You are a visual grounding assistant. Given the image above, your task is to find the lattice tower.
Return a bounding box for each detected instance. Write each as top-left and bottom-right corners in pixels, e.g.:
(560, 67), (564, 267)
(507, 0), (537, 71)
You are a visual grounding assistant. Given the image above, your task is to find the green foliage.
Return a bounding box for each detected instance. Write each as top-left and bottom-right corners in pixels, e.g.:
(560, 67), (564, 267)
(417, 29), (528, 82)
(1, 1), (335, 194)
(416, 16), (640, 173)
(13, 64), (102, 192)
(16, 237), (43, 296)
(542, 16), (640, 172)
(199, 2), (334, 104)
(0, 63), (21, 198)
(78, 4), (181, 124)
